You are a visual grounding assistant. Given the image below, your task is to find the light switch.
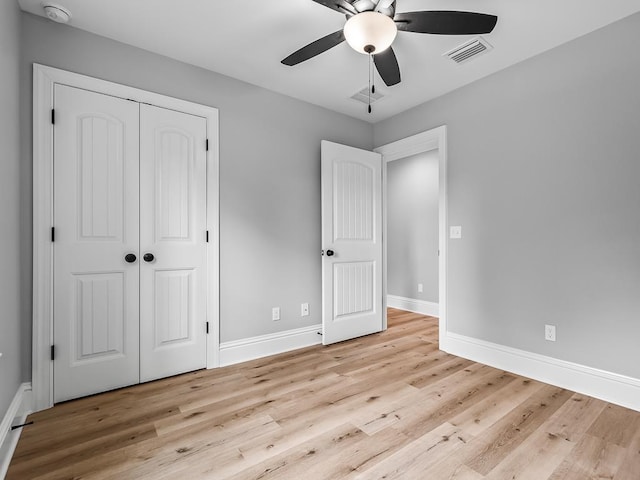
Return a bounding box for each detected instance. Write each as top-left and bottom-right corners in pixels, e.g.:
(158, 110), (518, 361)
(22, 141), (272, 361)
(450, 226), (462, 239)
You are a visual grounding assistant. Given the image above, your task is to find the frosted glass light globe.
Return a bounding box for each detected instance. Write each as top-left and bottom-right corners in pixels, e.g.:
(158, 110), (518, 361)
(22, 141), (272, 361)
(344, 12), (398, 54)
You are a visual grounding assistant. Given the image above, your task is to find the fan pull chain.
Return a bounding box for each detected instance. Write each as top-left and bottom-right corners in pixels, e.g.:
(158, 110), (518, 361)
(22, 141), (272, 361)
(371, 54), (376, 95)
(367, 53), (373, 114)
(368, 54), (371, 114)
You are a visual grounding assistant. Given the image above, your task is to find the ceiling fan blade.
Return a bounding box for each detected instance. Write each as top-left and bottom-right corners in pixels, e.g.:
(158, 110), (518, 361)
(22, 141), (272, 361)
(281, 30), (346, 66)
(374, 47), (401, 86)
(312, 0), (357, 15)
(395, 11), (498, 35)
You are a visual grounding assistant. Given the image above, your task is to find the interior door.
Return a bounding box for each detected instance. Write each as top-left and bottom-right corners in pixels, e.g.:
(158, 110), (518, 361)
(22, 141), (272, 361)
(321, 140), (383, 344)
(53, 85), (140, 402)
(139, 104), (208, 382)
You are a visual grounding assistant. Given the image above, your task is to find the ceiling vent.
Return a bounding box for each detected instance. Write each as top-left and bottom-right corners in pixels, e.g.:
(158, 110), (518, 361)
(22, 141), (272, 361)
(444, 37), (493, 64)
(350, 86), (385, 105)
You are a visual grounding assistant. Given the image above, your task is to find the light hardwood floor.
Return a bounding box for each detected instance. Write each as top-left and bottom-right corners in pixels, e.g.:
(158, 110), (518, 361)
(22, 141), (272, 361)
(8, 309), (640, 479)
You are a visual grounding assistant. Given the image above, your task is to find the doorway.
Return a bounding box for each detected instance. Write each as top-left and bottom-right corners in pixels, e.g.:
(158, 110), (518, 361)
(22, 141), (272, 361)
(375, 126), (448, 345)
(32, 64), (220, 411)
(385, 150), (440, 318)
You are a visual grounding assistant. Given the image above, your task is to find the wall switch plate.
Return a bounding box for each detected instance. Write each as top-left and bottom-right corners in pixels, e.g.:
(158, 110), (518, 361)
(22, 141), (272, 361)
(272, 307), (280, 321)
(545, 324), (556, 342)
(301, 303), (309, 317)
(450, 226), (462, 239)
(418, 283), (423, 293)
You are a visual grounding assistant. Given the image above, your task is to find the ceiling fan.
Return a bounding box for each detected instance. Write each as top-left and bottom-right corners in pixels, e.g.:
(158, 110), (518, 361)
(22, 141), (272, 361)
(281, 0), (498, 88)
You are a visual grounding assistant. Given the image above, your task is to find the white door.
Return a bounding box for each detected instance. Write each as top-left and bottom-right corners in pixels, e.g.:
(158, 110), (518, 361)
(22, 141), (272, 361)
(139, 104), (208, 382)
(53, 88), (208, 401)
(53, 85), (140, 402)
(321, 140), (383, 344)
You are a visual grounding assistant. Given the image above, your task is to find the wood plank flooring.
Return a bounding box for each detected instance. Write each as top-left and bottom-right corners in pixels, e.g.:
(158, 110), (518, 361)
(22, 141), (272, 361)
(8, 309), (640, 479)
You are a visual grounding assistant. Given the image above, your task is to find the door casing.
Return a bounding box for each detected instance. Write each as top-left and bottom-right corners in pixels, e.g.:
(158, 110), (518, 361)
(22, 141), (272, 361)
(32, 64), (220, 412)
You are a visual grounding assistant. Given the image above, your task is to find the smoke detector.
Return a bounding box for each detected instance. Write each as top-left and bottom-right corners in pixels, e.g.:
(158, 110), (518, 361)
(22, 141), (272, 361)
(43, 3), (72, 23)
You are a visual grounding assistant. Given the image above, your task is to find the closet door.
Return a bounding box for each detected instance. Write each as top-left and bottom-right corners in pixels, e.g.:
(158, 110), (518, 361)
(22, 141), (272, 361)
(139, 104), (208, 382)
(53, 85), (140, 402)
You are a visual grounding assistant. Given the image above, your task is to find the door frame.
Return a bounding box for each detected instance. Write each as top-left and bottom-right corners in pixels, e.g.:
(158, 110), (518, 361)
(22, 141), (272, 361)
(32, 64), (220, 412)
(374, 126), (448, 344)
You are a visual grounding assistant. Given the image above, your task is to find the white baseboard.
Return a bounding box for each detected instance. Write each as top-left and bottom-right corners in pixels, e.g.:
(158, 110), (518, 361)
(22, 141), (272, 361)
(1, 383), (33, 479)
(441, 332), (640, 412)
(387, 295), (439, 317)
(220, 324), (322, 367)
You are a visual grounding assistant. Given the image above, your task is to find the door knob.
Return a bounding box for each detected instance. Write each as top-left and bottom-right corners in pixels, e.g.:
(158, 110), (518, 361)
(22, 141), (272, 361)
(326, 250), (335, 257)
(124, 253), (137, 263)
(143, 253), (155, 262)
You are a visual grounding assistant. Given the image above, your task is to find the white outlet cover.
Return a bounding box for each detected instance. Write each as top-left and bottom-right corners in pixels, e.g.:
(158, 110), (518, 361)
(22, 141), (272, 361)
(272, 307), (280, 321)
(545, 324), (556, 342)
(450, 226), (462, 239)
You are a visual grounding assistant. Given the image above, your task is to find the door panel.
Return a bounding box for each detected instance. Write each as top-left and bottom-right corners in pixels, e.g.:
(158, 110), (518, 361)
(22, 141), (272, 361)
(139, 104), (207, 382)
(75, 273), (125, 360)
(154, 269), (193, 345)
(53, 84), (140, 402)
(321, 140), (383, 345)
(334, 261), (375, 318)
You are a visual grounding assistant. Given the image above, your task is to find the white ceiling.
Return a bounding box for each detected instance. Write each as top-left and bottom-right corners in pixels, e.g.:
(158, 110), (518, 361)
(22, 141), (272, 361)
(18, 0), (640, 123)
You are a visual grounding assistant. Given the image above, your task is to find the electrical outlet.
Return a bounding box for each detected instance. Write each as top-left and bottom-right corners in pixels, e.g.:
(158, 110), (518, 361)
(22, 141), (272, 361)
(272, 307), (280, 321)
(545, 324), (556, 342)
(418, 283), (423, 293)
(301, 303), (309, 317)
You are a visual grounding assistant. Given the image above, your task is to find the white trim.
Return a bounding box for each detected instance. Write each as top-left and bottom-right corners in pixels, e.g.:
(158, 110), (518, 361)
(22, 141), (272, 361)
(32, 64), (220, 412)
(441, 332), (640, 412)
(375, 126), (448, 346)
(219, 325), (322, 367)
(387, 295), (439, 317)
(0, 383), (33, 479)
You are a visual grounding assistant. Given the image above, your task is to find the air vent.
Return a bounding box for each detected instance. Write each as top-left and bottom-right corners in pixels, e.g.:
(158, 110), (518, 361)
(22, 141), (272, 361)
(350, 86), (384, 105)
(444, 37), (493, 64)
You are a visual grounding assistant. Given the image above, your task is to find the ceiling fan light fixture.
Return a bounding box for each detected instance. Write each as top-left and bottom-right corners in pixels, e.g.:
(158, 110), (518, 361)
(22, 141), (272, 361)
(344, 12), (397, 55)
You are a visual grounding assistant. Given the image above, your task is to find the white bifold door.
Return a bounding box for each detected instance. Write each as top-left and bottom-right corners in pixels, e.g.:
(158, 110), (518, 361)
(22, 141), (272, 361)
(53, 85), (207, 402)
(321, 140), (383, 345)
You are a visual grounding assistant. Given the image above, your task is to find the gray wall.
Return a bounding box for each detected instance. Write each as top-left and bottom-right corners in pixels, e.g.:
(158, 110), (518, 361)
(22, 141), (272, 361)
(19, 12), (373, 376)
(387, 151), (439, 302)
(0, 1), (23, 420)
(375, 12), (640, 379)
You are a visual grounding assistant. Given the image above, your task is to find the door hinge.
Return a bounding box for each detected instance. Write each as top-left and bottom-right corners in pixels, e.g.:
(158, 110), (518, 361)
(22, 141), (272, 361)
(51, 227), (55, 242)
(206, 230), (209, 243)
(51, 109), (55, 125)
(206, 322), (209, 334)
(206, 139), (209, 151)
(50, 345), (55, 361)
